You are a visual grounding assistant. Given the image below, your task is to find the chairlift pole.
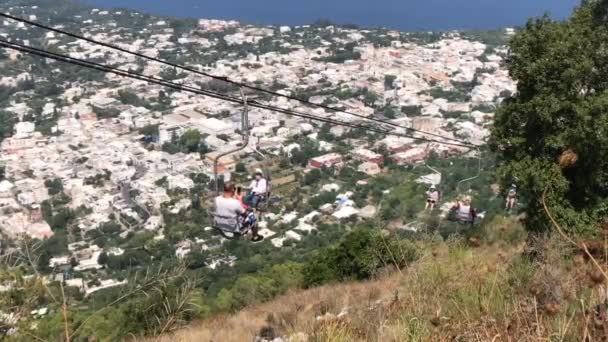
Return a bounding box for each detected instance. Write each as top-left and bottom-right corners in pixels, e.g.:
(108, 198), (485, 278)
(424, 144), (441, 176)
(214, 87), (249, 195)
(456, 148), (482, 193)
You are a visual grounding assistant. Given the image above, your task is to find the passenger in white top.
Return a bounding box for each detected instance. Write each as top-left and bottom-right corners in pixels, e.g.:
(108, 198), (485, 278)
(425, 185), (440, 210)
(244, 169), (267, 207)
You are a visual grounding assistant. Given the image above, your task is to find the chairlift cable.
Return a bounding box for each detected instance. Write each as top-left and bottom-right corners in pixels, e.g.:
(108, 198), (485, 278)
(0, 12), (476, 146)
(0, 39), (477, 148)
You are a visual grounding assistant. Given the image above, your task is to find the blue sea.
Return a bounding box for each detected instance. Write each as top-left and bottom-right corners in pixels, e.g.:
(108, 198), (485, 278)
(82, 0), (579, 31)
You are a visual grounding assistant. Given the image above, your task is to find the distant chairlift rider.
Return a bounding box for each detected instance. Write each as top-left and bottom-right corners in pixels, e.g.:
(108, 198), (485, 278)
(425, 184), (441, 210)
(244, 169), (268, 208)
(451, 196), (477, 225)
(505, 184), (517, 213)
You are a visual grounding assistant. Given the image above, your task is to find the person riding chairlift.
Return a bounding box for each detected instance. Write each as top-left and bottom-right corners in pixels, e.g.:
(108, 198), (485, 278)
(215, 183), (263, 242)
(506, 184), (517, 212)
(244, 169), (268, 208)
(451, 195), (477, 225)
(425, 184), (440, 210)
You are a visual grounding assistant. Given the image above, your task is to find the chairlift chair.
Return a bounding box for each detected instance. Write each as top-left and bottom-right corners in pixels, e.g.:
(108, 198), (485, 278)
(250, 144), (275, 213)
(423, 151), (442, 210)
(442, 148), (482, 226)
(209, 209), (254, 240)
(210, 88), (252, 238)
(455, 148), (482, 195)
(447, 204), (477, 225)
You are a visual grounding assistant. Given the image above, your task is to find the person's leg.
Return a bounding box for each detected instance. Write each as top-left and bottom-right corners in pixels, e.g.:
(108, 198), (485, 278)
(244, 192), (254, 206)
(240, 213), (253, 234)
(236, 215), (245, 233)
(251, 194), (259, 208)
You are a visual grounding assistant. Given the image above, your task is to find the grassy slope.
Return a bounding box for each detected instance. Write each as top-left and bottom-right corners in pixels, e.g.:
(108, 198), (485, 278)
(149, 217), (608, 341)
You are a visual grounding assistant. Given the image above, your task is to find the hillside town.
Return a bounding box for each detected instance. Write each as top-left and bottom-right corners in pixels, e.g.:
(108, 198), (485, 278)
(0, 2), (515, 301)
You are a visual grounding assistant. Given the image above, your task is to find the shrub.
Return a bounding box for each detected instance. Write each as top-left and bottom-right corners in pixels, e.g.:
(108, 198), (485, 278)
(303, 229), (420, 287)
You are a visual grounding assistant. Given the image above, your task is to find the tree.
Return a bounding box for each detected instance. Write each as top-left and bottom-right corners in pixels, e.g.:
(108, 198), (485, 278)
(0, 111), (16, 143)
(490, 2), (608, 236)
(44, 178), (64, 196)
(363, 91), (379, 107)
(235, 162), (246, 173)
(302, 229), (419, 287)
(162, 129), (208, 155)
(384, 75), (397, 90)
(381, 105), (396, 119)
(117, 90), (143, 106)
(98, 251), (109, 265)
(138, 124), (159, 137)
(179, 129), (203, 153)
(303, 169), (322, 186)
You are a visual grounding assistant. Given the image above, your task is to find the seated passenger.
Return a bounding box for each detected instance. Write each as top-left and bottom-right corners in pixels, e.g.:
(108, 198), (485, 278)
(425, 185), (440, 210)
(452, 196), (477, 224)
(215, 183), (262, 241)
(244, 169), (267, 208)
(506, 185), (517, 212)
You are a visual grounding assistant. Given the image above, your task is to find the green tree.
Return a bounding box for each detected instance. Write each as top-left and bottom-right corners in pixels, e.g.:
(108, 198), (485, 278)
(235, 162), (246, 173)
(179, 129), (203, 153)
(44, 178), (64, 196)
(98, 251), (109, 265)
(0, 111), (16, 143)
(138, 124), (159, 137)
(302, 229), (419, 287)
(303, 169), (322, 186)
(490, 2), (608, 235)
(117, 90), (143, 106)
(384, 74), (397, 90)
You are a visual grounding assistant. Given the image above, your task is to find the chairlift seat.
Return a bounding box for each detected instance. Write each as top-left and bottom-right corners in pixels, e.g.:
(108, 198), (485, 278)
(210, 211), (249, 238)
(448, 207), (476, 224)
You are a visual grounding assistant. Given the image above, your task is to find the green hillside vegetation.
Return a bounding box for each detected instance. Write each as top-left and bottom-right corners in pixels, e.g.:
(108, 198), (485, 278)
(491, 0), (608, 236)
(5, 0), (608, 341)
(151, 1), (608, 340)
(153, 221), (608, 341)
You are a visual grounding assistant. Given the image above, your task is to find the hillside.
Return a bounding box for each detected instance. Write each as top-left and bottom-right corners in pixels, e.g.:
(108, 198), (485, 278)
(4, 0), (608, 340)
(150, 217), (608, 341)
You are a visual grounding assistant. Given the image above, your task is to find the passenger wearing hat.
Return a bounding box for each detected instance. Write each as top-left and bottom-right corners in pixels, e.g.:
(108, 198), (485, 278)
(425, 184), (440, 210)
(244, 169), (268, 208)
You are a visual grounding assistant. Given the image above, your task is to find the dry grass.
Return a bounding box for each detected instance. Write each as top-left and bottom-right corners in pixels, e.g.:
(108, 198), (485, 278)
(145, 220), (608, 342)
(149, 274), (402, 342)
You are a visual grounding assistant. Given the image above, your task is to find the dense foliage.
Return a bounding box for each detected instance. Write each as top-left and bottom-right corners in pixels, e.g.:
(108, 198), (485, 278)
(303, 229), (420, 287)
(491, 0), (608, 235)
